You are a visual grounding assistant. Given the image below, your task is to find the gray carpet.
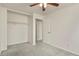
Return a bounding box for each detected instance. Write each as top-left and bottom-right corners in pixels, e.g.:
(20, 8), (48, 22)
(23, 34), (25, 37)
(0, 42), (77, 56)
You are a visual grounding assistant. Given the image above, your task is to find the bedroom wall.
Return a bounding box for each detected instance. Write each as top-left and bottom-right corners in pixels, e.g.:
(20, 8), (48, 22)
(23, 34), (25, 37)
(28, 16), (33, 44)
(43, 4), (79, 55)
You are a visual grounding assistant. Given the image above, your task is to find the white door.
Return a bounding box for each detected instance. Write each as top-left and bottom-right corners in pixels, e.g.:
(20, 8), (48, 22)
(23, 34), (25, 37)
(36, 20), (43, 41)
(7, 11), (28, 45)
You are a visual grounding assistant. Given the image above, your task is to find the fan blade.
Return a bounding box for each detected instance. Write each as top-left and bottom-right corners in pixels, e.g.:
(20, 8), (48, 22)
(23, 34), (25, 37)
(30, 3), (39, 7)
(48, 3), (59, 7)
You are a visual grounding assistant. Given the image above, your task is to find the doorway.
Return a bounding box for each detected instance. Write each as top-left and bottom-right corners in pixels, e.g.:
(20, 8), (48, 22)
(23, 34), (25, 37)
(36, 19), (43, 43)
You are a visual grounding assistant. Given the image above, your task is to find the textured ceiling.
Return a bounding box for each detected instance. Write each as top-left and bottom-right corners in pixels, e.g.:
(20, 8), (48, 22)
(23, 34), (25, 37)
(0, 3), (76, 14)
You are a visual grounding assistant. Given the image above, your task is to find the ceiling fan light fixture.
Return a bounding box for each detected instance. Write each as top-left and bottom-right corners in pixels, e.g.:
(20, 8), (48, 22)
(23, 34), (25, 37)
(40, 3), (42, 7)
(30, 3), (59, 11)
(40, 3), (47, 8)
(44, 3), (47, 8)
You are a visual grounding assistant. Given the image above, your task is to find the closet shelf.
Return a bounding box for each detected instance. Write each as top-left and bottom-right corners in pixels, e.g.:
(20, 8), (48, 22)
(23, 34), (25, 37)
(7, 21), (28, 25)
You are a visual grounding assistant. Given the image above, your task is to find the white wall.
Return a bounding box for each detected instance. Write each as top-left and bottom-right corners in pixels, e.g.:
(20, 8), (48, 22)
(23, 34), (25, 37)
(43, 4), (79, 55)
(28, 16), (33, 44)
(7, 11), (29, 45)
(0, 7), (7, 52)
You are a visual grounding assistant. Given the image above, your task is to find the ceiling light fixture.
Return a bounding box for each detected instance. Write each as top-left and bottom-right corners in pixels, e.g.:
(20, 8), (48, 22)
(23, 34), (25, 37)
(30, 3), (59, 11)
(40, 3), (47, 8)
(40, 3), (42, 7)
(44, 3), (47, 8)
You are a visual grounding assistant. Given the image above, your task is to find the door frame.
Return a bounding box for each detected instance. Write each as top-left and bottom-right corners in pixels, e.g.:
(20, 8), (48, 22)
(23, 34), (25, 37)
(36, 19), (43, 42)
(33, 18), (43, 45)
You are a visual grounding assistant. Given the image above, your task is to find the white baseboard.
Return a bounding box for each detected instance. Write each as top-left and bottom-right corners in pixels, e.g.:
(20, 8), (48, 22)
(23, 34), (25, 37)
(43, 41), (79, 56)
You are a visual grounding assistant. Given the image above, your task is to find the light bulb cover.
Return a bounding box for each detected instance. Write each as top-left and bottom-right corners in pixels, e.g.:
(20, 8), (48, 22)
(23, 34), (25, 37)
(44, 3), (47, 8)
(40, 3), (42, 7)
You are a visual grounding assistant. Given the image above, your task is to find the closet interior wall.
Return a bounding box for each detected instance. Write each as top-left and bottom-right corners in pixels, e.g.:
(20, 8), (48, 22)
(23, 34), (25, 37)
(7, 10), (33, 45)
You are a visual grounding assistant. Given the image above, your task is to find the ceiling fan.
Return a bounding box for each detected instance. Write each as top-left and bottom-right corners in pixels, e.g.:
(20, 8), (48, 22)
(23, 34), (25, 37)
(30, 3), (59, 11)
